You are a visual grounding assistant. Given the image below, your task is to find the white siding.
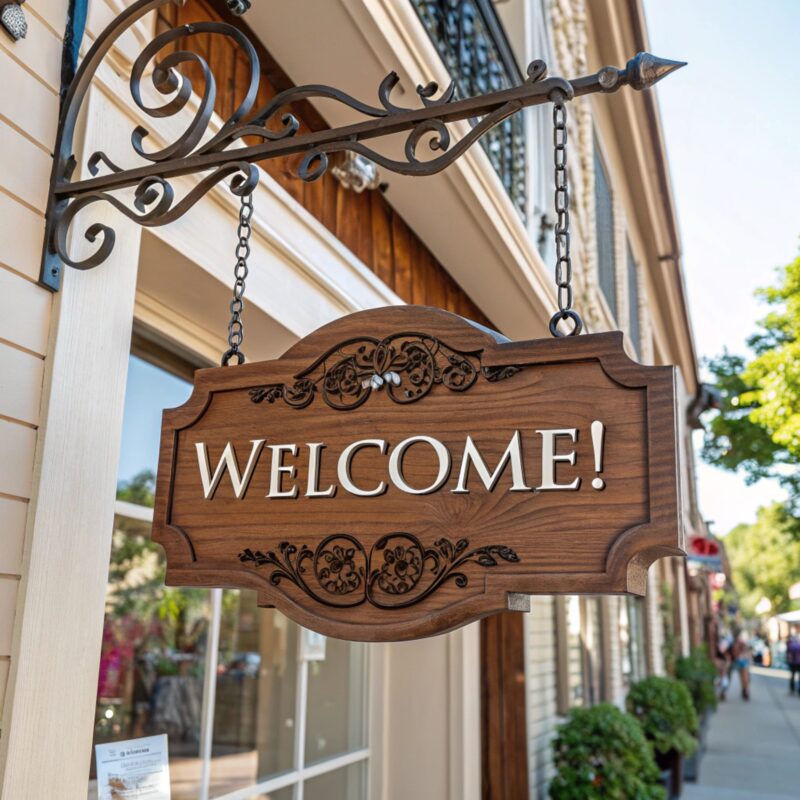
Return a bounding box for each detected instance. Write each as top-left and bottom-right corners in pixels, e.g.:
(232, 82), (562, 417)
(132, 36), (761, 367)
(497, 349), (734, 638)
(0, 0), (65, 733)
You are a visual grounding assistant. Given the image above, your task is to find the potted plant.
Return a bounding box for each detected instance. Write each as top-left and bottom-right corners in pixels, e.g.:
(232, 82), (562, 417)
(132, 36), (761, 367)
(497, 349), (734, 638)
(550, 703), (666, 799)
(676, 648), (718, 780)
(627, 677), (698, 799)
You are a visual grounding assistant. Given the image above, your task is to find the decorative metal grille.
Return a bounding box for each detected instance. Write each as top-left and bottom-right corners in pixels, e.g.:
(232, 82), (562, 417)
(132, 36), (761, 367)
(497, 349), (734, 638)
(411, 0), (527, 216)
(594, 144), (617, 320)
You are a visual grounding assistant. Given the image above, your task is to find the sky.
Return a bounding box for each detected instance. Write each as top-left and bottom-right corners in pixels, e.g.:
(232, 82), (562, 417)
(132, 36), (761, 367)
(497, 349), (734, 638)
(643, 0), (800, 535)
(117, 356), (192, 484)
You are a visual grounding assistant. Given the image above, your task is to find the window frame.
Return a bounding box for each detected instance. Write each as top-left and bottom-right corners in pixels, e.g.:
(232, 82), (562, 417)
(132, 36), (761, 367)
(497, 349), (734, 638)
(555, 595), (606, 714)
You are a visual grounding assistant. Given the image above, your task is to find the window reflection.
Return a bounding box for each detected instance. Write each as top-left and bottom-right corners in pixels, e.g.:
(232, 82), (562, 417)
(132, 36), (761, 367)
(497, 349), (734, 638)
(209, 600), (299, 796)
(92, 496), (209, 799)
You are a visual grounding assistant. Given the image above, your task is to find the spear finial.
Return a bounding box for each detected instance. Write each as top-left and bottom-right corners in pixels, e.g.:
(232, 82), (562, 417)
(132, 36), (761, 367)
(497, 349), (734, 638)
(627, 52), (687, 90)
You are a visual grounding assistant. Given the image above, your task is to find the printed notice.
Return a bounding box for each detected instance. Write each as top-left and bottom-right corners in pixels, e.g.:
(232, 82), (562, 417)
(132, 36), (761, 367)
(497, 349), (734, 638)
(95, 734), (171, 800)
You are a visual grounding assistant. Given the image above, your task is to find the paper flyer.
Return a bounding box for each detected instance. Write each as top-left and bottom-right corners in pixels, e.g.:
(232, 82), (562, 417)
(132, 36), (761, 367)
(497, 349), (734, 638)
(95, 734), (171, 800)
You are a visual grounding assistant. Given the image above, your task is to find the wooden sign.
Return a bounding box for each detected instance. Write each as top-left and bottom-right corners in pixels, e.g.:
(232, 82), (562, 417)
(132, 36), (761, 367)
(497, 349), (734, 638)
(153, 306), (684, 641)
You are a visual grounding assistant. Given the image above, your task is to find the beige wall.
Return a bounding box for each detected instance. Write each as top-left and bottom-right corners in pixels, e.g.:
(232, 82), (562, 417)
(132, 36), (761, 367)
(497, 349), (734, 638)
(0, 0), (65, 718)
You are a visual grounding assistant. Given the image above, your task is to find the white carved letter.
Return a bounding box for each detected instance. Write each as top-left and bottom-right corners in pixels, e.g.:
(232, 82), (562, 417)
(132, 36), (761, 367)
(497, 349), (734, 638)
(338, 439), (388, 497)
(195, 439), (265, 500)
(267, 444), (299, 498)
(306, 442), (336, 498)
(536, 428), (581, 490)
(452, 431), (530, 493)
(388, 436), (451, 495)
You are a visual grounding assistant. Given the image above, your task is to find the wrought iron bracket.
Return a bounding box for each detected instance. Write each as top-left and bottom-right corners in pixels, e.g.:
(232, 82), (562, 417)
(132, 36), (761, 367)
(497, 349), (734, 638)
(39, 0), (685, 291)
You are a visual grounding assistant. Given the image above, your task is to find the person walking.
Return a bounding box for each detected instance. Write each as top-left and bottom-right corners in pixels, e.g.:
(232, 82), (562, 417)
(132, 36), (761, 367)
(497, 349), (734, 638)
(786, 629), (800, 694)
(716, 633), (733, 701)
(731, 631), (752, 700)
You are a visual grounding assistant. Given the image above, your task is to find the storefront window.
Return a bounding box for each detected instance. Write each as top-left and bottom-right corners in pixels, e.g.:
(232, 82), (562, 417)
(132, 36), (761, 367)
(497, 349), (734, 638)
(582, 597), (604, 706)
(620, 596), (648, 685)
(90, 351), (372, 799)
(556, 596), (605, 713)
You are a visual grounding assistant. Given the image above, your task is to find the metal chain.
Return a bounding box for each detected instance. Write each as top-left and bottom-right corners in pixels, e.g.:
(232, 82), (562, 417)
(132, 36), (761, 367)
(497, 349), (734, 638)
(221, 193), (253, 366)
(549, 93), (583, 337)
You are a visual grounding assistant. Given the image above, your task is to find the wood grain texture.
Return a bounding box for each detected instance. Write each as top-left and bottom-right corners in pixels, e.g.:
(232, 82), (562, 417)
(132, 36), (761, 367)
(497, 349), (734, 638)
(153, 306), (683, 641)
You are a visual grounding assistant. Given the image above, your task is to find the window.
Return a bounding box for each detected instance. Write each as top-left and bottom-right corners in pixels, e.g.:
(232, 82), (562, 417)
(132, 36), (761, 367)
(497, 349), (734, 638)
(582, 597), (604, 706)
(619, 596), (648, 687)
(555, 596), (605, 713)
(627, 241), (641, 355)
(411, 0), (527, 215)
(90, 352), (371, 800)
(594, 142), (617, 319)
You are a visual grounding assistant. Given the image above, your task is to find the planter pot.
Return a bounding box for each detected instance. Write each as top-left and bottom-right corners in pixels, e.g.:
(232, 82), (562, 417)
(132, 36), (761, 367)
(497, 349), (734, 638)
(682, 749), (700, 783)
(656, 750), (684, 799)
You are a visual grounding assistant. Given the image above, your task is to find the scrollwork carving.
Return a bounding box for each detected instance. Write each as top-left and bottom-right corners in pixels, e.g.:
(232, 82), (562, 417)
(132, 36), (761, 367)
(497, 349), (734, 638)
(239, 534), (520, 609)
(249, 332), (523, 411)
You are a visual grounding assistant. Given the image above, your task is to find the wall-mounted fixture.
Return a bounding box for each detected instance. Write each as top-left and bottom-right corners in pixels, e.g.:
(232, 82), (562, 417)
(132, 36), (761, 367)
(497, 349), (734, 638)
(332, 152), (383, 194)
(225, 0), (251, 15)
(1, 0), (27, 41)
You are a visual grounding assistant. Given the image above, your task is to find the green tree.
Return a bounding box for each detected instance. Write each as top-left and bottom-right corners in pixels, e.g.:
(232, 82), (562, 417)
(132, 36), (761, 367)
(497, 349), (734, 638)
(111, 470), (208, 652)
(725, 504), (800, 615)
(116, 469), (156, 507)
(702, 252), (800, 532)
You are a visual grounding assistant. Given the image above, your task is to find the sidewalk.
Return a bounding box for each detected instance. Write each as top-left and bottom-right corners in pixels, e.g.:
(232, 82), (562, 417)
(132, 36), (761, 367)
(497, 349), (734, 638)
(683, 666), (800, 799)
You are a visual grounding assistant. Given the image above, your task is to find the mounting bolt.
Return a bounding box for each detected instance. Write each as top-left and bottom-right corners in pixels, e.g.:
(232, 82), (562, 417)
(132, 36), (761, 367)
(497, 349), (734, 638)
(226, 0), (251, 15)
(1, 0), (27, 42)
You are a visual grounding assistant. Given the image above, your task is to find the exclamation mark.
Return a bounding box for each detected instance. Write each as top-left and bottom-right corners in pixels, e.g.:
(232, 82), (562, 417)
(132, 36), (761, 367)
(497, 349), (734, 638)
(591, 421), (605, 490)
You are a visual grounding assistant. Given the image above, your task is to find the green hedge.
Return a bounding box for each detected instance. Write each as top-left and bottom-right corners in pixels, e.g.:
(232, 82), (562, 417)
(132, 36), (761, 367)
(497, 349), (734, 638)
(626, 676), (698, 757)
(676, 647), (718, 718)
(550, 703), (666, 800)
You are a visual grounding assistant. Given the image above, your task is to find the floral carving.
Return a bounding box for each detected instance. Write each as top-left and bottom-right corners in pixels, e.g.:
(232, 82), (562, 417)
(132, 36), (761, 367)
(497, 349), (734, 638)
(375, 538), (424, 595)
(239, 533), (519, 609)
(249, 333), (523, 411)
(315, 543), (362, 595)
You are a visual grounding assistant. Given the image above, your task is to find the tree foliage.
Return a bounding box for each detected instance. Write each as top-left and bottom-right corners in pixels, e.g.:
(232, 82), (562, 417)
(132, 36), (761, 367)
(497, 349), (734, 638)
(702, 253), (800, 532)
(112, 470), (208, 654)
(725, 503), (800, 616)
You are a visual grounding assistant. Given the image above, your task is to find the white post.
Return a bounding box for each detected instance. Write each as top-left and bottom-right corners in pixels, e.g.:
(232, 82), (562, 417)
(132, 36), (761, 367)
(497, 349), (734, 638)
(0, 88), (143, 797)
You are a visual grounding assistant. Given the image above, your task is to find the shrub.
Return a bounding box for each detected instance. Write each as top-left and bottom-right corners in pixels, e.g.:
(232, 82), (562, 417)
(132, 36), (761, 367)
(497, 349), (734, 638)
(626, 676), (698, 757)
(676, 647), (718, 718)
(550, 703), (666, 800)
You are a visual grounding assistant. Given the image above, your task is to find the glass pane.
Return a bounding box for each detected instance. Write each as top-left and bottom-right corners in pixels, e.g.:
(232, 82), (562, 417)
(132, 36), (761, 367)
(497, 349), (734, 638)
(118, 354), (193, 483)
(594, 144), (617, 319)
(304, 761), (367, 800)
(582, 597), (604, 705)
(304, 637), (368, 766)
(619, 596), (633, 685)
(628, 596), (648, 681)
(92, 354), (206, 800)
(209, 603), (299, 796)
